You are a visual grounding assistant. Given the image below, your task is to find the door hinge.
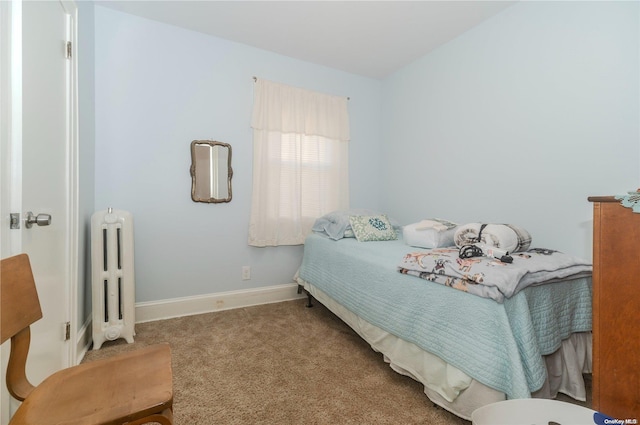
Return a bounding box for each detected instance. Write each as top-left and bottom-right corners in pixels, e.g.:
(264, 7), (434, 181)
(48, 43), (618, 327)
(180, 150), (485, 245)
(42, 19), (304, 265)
(66, 41), (72, 59)
(64, 321), (71, 341)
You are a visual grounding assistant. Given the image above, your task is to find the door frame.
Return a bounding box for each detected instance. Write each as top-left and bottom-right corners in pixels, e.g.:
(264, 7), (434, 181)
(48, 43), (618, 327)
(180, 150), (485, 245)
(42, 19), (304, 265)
(0, 1), (79, 422)
(61, 0), (80, 367)
(0, 1), (15, 420)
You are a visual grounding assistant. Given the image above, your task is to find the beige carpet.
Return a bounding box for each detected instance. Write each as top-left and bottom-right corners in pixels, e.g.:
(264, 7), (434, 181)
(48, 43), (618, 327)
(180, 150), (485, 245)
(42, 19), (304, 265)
(83, 299), (591, 424)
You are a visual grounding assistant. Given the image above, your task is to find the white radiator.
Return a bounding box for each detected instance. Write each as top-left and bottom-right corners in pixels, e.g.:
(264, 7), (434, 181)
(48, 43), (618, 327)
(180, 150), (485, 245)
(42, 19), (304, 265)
(91, 208), (135, 350)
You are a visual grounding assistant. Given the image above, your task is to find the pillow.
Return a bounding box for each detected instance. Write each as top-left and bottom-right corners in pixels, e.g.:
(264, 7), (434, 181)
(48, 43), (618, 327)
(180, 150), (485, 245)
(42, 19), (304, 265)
(454, 223), (532, 253)
(349, 215), (397, 242)
(312, 209), (400, 240)
(403, 218), (458, 248)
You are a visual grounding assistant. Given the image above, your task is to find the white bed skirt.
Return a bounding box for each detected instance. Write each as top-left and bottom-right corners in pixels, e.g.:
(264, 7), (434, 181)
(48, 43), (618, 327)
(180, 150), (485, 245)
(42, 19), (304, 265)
(298, 279), (592, 421)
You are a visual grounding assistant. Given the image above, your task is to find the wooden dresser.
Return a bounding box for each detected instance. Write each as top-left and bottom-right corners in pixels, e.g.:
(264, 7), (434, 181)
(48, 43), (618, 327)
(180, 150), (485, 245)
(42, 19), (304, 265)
(588, 196), (639, 419)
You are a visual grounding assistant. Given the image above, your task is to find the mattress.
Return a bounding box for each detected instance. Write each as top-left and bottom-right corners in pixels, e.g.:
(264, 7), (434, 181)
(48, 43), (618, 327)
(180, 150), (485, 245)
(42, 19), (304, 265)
(297, 233), (592, 418)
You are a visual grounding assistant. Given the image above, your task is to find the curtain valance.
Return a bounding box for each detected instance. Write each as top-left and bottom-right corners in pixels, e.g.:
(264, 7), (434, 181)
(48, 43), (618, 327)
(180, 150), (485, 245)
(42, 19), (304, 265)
(251, 79), (350, 142)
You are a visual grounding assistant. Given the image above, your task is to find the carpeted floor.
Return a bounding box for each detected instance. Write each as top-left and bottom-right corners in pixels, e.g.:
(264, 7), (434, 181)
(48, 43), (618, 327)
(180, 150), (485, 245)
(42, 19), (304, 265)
(82, 299), (590, 424)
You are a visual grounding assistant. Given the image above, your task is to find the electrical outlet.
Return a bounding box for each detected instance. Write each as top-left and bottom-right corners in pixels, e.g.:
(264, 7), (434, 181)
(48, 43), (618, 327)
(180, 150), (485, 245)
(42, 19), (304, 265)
(242, 266), (251, 280)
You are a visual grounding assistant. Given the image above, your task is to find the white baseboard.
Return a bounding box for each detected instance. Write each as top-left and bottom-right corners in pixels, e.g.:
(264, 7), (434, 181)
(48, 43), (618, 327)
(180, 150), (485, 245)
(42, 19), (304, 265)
(135, 283), (306, 323)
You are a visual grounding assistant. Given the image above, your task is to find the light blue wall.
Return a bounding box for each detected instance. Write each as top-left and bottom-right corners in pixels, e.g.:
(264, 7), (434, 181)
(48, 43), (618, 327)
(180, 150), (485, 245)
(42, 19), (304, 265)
(93, 1), (638, 305)
(93, 6), (383, 302)
(77, 1), (95, 329)
(381, 1), (639, 260)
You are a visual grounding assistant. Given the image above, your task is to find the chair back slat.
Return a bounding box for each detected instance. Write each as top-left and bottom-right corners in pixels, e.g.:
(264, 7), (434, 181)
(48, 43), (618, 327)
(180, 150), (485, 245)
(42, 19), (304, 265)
(1, 254), (43, 345)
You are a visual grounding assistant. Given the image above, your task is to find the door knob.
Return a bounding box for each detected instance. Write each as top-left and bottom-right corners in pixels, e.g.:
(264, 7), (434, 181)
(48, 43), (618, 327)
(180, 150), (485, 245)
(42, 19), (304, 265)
(25, 211), (52, 229)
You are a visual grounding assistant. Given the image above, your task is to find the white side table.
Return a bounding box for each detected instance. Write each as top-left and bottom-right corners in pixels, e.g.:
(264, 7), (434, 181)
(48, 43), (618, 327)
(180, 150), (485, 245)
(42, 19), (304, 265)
(472, 399), (599, 425)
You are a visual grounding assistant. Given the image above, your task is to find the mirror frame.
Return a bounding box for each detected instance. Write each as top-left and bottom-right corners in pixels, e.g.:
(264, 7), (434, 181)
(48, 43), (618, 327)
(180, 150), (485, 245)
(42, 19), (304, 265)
(190, 140), (233, 203)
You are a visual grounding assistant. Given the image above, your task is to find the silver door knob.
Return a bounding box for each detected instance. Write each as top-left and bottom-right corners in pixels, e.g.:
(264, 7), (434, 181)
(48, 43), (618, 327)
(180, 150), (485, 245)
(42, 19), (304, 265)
(25, 211), (51, 229)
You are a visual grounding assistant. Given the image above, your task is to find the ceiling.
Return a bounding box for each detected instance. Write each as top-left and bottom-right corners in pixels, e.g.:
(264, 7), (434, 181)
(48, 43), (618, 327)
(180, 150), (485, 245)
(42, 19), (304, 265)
(95, 1), (516, 79)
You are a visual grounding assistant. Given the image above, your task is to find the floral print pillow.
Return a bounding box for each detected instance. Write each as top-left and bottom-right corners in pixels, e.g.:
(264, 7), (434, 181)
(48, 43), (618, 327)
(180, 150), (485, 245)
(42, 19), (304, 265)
(349, 215), (397, 242)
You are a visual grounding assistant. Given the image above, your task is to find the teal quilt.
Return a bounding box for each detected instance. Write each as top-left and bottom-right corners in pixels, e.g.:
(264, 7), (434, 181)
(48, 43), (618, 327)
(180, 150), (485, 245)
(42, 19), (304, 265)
(298, 233), (592, 400)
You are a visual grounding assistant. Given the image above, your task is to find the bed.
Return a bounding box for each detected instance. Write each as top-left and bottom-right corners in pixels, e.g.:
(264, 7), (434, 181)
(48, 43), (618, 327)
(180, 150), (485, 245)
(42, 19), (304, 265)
(295, 215), (592, 420)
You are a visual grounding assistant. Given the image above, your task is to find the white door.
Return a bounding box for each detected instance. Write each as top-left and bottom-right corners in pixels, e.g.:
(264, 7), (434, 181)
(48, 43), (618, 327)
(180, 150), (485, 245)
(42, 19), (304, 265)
(0, 0), (78, 422)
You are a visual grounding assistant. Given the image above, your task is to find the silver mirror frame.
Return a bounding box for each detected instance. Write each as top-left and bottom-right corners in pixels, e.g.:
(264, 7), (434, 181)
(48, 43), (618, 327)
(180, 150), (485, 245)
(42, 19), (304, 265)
(190, 140), (233, 203)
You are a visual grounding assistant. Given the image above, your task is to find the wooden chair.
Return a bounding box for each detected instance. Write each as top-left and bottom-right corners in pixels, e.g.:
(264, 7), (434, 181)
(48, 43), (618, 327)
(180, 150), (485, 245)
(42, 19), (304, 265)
(1, 253), (174, 425)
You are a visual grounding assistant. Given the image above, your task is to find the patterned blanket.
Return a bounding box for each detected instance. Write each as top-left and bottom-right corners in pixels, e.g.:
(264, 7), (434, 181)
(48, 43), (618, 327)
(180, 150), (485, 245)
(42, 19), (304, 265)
(398, 247), (592, 302)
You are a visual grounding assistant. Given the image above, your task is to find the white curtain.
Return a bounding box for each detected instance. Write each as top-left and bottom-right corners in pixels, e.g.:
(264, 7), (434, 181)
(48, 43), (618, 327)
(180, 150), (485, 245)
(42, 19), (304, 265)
(249, 79), (350, 247)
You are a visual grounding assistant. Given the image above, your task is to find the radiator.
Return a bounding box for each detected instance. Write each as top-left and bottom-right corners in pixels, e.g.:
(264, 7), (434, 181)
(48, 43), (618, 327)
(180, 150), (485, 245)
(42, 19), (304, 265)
(91, 208), (135, 350)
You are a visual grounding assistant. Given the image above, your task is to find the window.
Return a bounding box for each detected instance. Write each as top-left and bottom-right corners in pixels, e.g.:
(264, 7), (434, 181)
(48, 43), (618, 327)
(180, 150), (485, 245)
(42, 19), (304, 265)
(248, 79), (350, 247)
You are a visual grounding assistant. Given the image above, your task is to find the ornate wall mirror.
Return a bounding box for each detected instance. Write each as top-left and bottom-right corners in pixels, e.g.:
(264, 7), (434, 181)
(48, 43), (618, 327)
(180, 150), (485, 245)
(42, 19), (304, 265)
(190, 140), (233, 203)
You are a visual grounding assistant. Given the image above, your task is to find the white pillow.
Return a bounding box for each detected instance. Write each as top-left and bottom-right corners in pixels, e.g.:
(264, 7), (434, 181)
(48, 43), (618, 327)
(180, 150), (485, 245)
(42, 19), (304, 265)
(403, 219), (458, 248)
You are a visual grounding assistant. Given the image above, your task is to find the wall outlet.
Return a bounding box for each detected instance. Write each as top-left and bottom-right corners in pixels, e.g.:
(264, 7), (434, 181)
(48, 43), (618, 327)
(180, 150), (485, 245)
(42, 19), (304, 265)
(242, 266), (251, 280)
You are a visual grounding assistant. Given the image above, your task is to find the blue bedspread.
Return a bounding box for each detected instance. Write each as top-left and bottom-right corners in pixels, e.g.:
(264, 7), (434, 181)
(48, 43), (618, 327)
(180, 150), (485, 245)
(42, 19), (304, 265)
(298, 233), (592, 400)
